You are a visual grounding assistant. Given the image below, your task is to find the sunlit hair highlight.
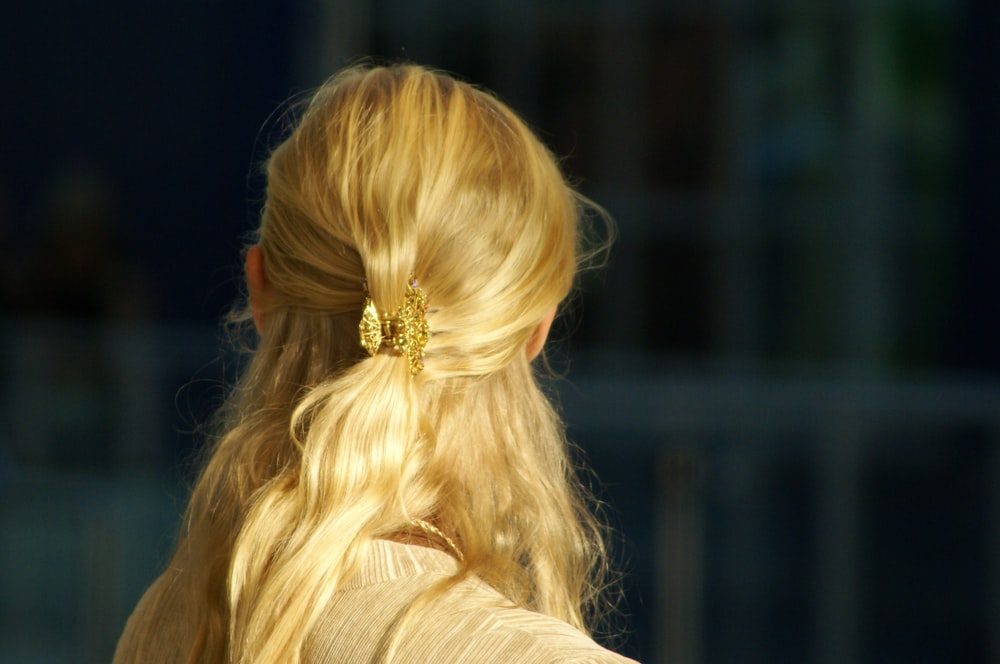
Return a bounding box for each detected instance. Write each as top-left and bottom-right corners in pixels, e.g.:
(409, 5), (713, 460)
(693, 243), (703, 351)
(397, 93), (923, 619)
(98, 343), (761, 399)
(165, 64), (612, 664)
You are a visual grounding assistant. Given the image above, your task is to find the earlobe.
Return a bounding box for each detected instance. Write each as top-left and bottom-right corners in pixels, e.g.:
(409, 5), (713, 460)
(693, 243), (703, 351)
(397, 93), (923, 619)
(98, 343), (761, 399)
(246, 246), (269, 333)
(526, 307), (557, 361)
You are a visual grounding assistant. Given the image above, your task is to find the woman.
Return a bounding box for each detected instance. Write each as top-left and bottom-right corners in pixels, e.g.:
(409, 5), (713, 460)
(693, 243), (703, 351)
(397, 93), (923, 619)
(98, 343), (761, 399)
(114, 63), (636, 663)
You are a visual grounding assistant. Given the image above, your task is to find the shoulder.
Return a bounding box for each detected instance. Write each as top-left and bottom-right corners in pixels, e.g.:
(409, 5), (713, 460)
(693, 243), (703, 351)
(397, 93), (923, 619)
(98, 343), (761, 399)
(303, 540), (637, 664)
(310, 540), (637, 663)
(395, 580), (638, 664)
(401, 588), (631, 664)
(112, 567), (193, 664)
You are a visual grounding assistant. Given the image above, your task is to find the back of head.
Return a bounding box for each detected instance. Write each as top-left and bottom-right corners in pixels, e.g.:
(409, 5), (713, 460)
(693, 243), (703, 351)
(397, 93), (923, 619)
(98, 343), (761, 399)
(260, 64), (578, 375)
(181, 64), (606, 664)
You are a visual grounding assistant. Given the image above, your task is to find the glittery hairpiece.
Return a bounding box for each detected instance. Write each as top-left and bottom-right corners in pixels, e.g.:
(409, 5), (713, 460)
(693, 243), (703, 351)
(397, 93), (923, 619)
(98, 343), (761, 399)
(359, 274), (430, 376)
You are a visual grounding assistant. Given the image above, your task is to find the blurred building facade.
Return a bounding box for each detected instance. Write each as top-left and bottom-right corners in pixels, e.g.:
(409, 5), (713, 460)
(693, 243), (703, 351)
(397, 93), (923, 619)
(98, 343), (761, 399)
(1, 1), (997, 662)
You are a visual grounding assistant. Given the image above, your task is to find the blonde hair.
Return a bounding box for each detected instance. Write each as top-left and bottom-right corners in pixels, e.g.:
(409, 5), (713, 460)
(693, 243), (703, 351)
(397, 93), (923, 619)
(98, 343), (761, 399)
(171, 64), (610, 663)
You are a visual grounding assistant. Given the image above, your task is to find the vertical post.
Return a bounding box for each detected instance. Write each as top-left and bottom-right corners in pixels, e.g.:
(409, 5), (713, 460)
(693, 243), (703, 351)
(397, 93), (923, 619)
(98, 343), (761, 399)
(486, 0), (540, 123)
(845, 6), (893, 372)
(814, 419), (862, 664)
(656, 447), (705, 664)
(592, 9), (646, 349)
(714, 34), (764, 362)
(290, 0), (373, 88)
(989, 430), (1000, 664)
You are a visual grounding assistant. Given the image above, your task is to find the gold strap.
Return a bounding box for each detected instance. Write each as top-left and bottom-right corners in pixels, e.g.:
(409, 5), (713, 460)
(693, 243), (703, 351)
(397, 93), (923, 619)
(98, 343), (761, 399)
(409, 518), (464, 562)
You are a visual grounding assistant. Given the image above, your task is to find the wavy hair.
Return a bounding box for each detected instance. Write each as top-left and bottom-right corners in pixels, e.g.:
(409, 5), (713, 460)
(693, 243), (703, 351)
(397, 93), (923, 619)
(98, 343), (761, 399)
(170, 64), (611, 663)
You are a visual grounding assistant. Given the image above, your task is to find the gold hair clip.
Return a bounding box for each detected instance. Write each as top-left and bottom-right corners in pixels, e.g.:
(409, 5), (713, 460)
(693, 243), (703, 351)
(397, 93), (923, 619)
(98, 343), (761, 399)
(359, 274), (429, 376)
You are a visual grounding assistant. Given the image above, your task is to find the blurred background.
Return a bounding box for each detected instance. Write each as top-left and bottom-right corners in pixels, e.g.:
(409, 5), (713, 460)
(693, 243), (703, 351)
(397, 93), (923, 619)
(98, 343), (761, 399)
(1, 0), (997, 662)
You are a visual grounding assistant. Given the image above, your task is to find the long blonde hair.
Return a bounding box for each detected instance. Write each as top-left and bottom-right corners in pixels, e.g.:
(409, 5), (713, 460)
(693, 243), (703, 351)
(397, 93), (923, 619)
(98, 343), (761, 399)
(174, 64), (610, 663)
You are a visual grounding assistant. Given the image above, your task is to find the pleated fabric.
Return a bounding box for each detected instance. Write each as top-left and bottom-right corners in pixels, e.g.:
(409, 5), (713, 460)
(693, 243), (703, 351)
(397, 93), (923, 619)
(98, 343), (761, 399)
(114, 539), (638, 664)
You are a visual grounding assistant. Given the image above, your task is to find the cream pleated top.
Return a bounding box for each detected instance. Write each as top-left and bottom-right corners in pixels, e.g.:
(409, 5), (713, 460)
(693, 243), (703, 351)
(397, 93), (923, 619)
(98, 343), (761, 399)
(113, 539), (638, 663)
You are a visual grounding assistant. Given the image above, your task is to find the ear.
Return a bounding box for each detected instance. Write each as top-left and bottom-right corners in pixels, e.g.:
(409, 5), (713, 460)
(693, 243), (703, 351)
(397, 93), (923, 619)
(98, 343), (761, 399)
(246, 245), (269, 333)
(526, 307), (557, 361)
